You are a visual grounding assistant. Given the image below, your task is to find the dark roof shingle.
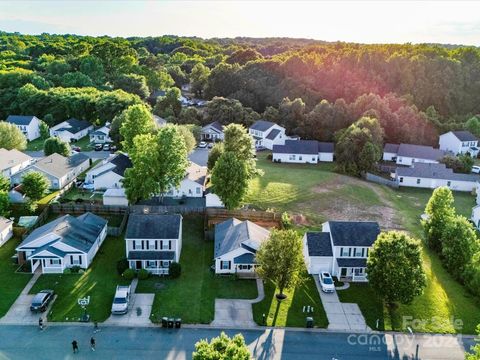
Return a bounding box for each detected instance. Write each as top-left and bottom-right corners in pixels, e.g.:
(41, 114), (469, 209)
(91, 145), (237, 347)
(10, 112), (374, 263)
(265, 129), (281, 140)
(273, 140), (319, 155)
(109, 153), (132, 177)
(383, 143), (400, 153)
(128, 251), (175, 260)
(336, 258), (367, 267)
(6, 115), (37, 125)
(396, 162), (479, 182)
(318, 142), (334, 153)
(126, 214), (182, 239)
(397, 144), (444, 161)
(306, 232), (333, 256)
(451, 131), (478, 142)
(329, 221), (380, 247)
(250, 120), (276, 132)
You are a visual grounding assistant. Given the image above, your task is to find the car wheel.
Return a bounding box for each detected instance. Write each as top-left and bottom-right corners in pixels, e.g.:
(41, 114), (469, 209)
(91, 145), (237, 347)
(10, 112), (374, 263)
(41, 306), (46, 312)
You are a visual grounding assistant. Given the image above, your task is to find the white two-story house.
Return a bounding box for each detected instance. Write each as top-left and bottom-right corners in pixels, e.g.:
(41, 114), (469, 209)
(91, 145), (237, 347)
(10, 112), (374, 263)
(6, 115), (41, 141)
(16, 213), (107, 273)
(439, 131), (479, 157)
(249, 120), (287, 150)
(303, 221), (381, 282)
(125, 214), (182, 275)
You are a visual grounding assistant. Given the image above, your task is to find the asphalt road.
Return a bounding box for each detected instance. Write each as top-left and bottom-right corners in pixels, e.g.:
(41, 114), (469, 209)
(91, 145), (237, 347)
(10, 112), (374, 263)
(0, 325), (474, 359)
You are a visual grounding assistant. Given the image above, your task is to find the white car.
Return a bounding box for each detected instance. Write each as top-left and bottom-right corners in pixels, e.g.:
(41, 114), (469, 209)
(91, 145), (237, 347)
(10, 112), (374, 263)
(111, 285), (131, 315)
(319, 272), (335, 293)
(472, 166), (480, 174)
(198, 142), (207, 148)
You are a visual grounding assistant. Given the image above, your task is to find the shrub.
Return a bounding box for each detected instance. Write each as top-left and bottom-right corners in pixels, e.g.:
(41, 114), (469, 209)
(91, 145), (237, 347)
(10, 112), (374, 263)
(281, 212), (293, 229)
(137, 268), (150, 280)
(63, 268), (71, 274)
(70, 265), (82, 273)
(117, 258), (129, 275)
(122, 268), (136, 280)
(169, 262), (181, 278)
(266, 153), (273, 160)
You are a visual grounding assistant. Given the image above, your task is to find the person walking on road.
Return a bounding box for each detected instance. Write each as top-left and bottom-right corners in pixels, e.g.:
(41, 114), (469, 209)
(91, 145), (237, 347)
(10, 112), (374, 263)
(72, 340), (79, 353)
(38, 317), (43, 330)
(90, 337), (96, 351)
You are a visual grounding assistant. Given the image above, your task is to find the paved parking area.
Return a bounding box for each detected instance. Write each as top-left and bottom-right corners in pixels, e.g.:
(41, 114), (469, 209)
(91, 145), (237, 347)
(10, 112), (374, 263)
(188, 148), (209, 167)
(314, 276), (369, 331)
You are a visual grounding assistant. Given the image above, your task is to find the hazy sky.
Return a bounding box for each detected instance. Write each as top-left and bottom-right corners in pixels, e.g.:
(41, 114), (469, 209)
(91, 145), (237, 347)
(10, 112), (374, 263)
(1, 1), (480, 45)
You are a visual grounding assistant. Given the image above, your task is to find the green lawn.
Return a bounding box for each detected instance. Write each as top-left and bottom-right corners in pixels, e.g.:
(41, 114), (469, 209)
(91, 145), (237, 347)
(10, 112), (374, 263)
(60, 187), (103, 202)
(73, 135), (93, 151)
(29, 236), (129, 322)
(252, 276), (328, 328)
(0, 237), (32, 317)
(25, 138), (45, 151)
(136, 216), (258, 324)
(245, 155), (480, 334)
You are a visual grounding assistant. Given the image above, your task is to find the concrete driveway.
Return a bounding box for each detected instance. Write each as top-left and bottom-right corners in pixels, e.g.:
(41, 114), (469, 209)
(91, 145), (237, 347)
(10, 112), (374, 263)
(315, 276), (369, 331)
(104, 279), (154, 326)
(188, 148), (209, 167)
(0, 272), (55, 325)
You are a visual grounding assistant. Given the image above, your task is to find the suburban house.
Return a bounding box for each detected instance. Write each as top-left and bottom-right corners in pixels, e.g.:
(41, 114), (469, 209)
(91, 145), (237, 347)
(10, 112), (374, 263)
(6, 115), (41, 141)
(103, 188), (128, 206)
(272, 140), (334, 163)
(439, 131), (479, 157)
(125, 214), (183, 275)
(201, 121), (224, 141)
(0, 148), (33, 178)
(383, 143), (445, 166)
(49, 118), (93, 142)
(89, 123), (111, 144)
(214, 218), (270, 274)
(11, 152), (90, 190)
(0, 217), (13, 247)
(395, 162), (478, 192)
(165, 162), (207, 198)
(16, 213), (107, 274)
(249, 120), (287, 150)
(85, 153), (131, 190)
(303, 221), (381, 282)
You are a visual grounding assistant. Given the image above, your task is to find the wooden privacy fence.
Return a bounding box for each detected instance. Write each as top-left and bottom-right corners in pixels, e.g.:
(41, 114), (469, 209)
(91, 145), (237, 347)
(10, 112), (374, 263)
(206, 208), (281, 228)
(50, 203), (128, 215)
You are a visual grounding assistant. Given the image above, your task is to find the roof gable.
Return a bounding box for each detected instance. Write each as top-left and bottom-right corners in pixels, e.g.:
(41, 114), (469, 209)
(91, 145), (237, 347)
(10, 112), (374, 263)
(250, 120), (277, 132)
(451, 130), (478, 142)
(126, 214), (182, 239)
(328, 221), (380, 247)
(306, 232), (333, 256)
(6, 115), (37, 125)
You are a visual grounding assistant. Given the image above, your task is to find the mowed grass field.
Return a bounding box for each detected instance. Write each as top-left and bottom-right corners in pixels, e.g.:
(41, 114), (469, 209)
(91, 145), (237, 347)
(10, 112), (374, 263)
(246, 152), (480, 334)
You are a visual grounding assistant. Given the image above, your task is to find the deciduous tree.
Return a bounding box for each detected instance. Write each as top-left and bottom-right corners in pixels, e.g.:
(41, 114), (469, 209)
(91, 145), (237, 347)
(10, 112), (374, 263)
(119, 104), (156, 152)
(211, 152), (248, 209)
(367, 231), (426, 306)
(193, 332), (250, 360)
(21, 171), (49, 202)
(43, 137), (70, 156)
(422, 186), (456, 253)
(207, 143), (224, 170)
(0, 122), (27, 150)
(256, 229), (305, 299)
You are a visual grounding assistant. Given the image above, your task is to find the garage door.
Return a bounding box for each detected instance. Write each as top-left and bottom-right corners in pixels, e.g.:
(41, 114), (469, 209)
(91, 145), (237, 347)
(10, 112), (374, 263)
(308, 257), (332, 274)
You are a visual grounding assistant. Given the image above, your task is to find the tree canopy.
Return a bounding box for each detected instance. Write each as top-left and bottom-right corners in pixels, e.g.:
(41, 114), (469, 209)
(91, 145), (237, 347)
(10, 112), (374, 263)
(43, 136), (70, 156)
(193, 332), (250, 360)
(0, 122), (27, 150)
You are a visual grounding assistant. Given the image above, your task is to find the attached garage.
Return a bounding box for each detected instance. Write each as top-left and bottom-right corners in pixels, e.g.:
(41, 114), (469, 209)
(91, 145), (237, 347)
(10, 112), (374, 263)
(303, 232), (334, 275)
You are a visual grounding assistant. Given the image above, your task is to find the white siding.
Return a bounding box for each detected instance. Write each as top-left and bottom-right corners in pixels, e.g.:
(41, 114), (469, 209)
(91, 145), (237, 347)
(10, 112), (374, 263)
(319, 152), (334, 162)
(383, 152), (397, 161)
(471, 205), (480, 229)
(0, 223), (13, 247)
(93, 172), (124, 190)
(103, 195), (128, 206)
(165, 179), (203, 198)
(396, 156), (439, 166)
(272, 153), (319, 164)
(397, 175), (476, 192)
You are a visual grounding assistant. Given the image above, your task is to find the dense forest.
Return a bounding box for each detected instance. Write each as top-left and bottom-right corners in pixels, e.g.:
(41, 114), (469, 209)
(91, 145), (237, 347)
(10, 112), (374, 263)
(1, 31), (480, 145)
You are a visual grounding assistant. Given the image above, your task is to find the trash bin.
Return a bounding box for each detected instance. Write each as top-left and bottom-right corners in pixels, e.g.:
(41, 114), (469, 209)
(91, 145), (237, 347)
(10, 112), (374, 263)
(306, 317), (314, 328)
(161, 317), (168, 328)
(175, 318), (182, 328)
(168, 318), (174, 328)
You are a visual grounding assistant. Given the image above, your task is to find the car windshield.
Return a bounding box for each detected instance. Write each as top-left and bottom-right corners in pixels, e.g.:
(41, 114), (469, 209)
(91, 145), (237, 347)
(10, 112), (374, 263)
(323, 277), (333, 285)
(113, 297), (127, 304)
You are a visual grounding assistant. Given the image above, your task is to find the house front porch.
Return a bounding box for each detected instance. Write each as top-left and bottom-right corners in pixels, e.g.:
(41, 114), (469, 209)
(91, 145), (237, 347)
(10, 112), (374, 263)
(30, 257), (65, 274)
(338, 266), (368, 282)
(128, 251), (175, 275)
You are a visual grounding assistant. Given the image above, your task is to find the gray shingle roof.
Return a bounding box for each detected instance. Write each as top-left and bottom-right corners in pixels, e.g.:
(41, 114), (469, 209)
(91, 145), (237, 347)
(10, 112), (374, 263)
(18, 213), (107, 254)
(318, 142), (334, 153)
(0, 149), (32, 172)
(126, 214), (182, 239)
(396, 162), (479, 182)
(383, 143), (400, 153)
(328, 221), (380, 247)
(32, 153), (89, 178)
(451, 131), (478, 142)
(214, 218), (270, 258)
(265, 128), (281, 140)
(306, 232), (333, 256)
(336, 258), (367, 267)
(272, 140), (319, 155)
(6, 115), (37, 125)
(128, 251), (175, 260)
(397, 144), (444, 161)
(55, 118), (92, 134)
(250, 120), (276, 132)
(109, 153), (132, 177)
